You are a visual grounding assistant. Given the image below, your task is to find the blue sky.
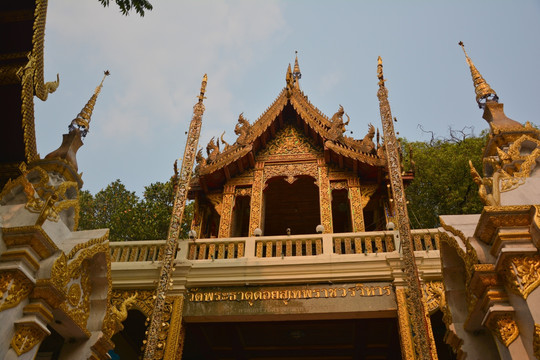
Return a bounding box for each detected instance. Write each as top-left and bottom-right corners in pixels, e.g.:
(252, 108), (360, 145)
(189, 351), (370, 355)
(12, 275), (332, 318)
(35, 0), (540, 195)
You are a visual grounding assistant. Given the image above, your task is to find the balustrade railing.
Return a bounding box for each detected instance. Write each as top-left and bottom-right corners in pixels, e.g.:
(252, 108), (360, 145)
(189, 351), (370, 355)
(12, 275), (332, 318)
(110, 229), (439, 263)
(110, 240), (166, 262)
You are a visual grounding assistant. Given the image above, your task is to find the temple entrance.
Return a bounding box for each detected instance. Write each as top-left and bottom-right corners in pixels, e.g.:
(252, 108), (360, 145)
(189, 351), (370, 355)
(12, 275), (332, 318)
(182, 317), (402, 359)
(109, 309), (147, 359)
(262, 176), (320, 236)
(331, 188), (352, 233)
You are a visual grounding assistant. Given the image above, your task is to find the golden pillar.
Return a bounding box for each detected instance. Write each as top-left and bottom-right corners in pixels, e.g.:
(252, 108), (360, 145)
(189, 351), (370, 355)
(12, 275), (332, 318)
(347, 178), (365, 232)
(396, 288), (416, 360)
(163, 295), (186, 360)
(317, 159), (332, 233)
(249, 162), (264, 236)
(218, 184), (235, 238)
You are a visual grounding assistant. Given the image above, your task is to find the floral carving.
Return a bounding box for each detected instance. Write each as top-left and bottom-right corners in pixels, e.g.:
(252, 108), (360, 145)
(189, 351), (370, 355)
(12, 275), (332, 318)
(487, 314), (519, 347)
(257, 124), (320, 158)
(263, 162), (318, 184)
(0, 271), (33, 312)
(11, 324), (47, 356)
(504, 255), (540, 299)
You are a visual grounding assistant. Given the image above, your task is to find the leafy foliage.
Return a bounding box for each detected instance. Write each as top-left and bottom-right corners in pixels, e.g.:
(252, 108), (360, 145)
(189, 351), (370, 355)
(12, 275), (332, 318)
(98, 0), (153, 16)
(402, 131), (487, 229)
(79, 179), (193, 241)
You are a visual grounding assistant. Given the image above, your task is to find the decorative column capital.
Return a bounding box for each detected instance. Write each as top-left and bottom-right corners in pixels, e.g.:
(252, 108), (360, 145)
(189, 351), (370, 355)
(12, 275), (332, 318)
(503, 254), (540, 299)
(484, 311), (519, 347)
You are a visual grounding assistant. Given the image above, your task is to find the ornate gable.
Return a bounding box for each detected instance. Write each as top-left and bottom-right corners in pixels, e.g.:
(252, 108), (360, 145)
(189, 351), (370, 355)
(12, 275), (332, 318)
(256, 124), (322, 160)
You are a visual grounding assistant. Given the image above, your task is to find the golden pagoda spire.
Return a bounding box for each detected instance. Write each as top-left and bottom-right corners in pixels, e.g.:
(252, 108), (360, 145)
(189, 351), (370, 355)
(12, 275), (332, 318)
(458, 41), (498, 108)
(293, 51), (302, 89)
(69, 70), (110, 138)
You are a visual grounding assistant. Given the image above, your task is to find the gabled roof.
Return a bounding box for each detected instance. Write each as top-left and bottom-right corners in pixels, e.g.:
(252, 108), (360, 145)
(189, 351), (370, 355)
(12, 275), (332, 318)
(193, 67), (387, 190)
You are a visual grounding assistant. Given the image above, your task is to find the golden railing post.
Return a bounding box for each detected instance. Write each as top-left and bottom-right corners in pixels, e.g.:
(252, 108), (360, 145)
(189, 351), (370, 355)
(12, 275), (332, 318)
(317, 158), (333, 233)
(143, 75), (207, 359)
(377, 57), (437, 360)
(218, 184), (236, 238)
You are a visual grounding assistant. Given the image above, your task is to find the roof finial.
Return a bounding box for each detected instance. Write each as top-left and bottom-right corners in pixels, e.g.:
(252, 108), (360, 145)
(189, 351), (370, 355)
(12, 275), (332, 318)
(69, 70), (110, 138)
(198, 73), (208, 103)
(293, 51), (301, 89)
(458, 41), (498, 108)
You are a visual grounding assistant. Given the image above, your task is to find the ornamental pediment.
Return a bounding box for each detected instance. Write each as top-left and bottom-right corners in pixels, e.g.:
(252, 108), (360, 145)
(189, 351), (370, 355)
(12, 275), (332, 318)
(256, 124), (322, 160)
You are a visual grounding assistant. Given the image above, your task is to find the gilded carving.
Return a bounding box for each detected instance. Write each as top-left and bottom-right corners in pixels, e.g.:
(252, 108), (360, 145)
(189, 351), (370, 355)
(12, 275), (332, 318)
(423, 281), (445, 315)
(67, 283), (82, 307)
(396, 288), (415, 360)
(249, 164), (264, 236)
(378, 57), (435, 359)
(504, 255), (540, 299)
(235, 187), (252, 197)
(0, 271), (33, 312)
(487, 314), (519, 347)
(11, 324), (47, 356)
(533, 324), (540, 360)
(257, 124), (321, 158)
(144, 75), (207, 359)
(330, 181), (347, 191)
(348, 186), (365, 232)
(318, 163), (332, 233)
(164, 296), (185, 360)
(218, 187), (235, 238)
(263, 162), (318, 184)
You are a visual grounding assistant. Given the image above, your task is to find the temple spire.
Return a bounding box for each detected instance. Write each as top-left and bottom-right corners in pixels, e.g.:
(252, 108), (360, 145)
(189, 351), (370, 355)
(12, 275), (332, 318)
(293, 51), (302, 89)
(45, 71), (109, 172)
(458, 41), (498, 108)
(69, 70), (110, 138)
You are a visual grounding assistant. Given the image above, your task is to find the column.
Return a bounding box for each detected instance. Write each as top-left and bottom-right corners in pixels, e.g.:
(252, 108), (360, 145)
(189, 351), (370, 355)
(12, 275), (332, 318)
(317, 159), (332, 233)
(218, 185), (235, 238)
(163, 295), (186, 360)
(396, 287), (416, 360)
(347, 177), (365, 232)
(249, 162), (264, 236)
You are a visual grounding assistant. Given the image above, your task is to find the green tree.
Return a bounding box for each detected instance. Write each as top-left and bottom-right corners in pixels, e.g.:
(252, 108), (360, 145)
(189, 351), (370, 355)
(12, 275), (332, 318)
(98, 0), (153, 16)
(78, 179), (193, 241)
(403, 131), (487, 229)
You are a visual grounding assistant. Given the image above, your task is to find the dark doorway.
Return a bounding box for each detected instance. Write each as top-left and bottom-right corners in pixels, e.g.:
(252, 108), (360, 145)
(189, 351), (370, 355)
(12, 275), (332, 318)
(430, 310), (457, 360)
(263, 176), (320, 236)
(110, 309), (147, 359)
(331, 188), (352, 233)
(182, 317), (402, 360)
(36, 326), (64, 360)
(231, 195), (251, 237)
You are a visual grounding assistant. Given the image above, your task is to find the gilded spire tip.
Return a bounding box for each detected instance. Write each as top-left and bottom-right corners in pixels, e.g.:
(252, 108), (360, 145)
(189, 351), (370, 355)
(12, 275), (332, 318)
(377, 56), (385, 86)
(458, 41), (498, 108)
(69, 70), (109, 138)
(198, 73), (208, 102)
(293, 51), (301, 89)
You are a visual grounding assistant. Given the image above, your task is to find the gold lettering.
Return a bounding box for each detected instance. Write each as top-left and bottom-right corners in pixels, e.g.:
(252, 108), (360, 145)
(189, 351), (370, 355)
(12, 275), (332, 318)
(376, 286), (383, 296)
(383, 286), (391, 296)
(230, 292), (237, 301)
(328, 288), (337, 298)
(302, 289), (312, 299)
(279, 290), (289, 301)
(348, 287), (356, 297)
(204, 292), (214, 301)
(262, 291), (270, 300)
(245, 292), (253, 301)
(254, 291), (262, 301)
(364, 287), (375, 296)
(189, 293), (195, 301)
(195, 293), (203, 301)
(338, 288), (347, 297)
(356, 284), (365, 296)
(291, 290), (302, 299)
(271, 291), (279, 300)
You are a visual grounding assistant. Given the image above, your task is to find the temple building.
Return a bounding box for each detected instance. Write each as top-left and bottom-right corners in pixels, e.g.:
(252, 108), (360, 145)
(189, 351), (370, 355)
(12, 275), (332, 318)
(1, 1), (540, 360)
